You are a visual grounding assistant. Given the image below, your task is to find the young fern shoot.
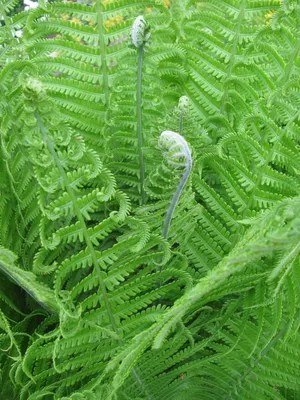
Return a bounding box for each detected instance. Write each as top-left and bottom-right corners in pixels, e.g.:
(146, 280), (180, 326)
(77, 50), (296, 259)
(131, 16), (150, 205)
(159, 130), (192, 240)
(178, 95), (189, 135)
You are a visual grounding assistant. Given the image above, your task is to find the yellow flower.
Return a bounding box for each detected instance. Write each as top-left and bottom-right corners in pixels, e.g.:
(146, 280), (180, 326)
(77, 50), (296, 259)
(70, 17), (81, 25)
(104, 15), (124, 29)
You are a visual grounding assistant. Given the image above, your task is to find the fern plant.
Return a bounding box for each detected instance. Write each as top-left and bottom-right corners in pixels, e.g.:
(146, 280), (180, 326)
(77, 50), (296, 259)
(1, 0), (300, 399)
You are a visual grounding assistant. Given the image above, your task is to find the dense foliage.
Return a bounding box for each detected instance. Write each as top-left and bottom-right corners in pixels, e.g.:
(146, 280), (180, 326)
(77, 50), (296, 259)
(0, 0), (300, 398)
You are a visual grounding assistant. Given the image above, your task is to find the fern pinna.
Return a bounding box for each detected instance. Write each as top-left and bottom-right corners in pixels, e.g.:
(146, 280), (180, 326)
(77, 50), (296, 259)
(1, 0), (300, 399)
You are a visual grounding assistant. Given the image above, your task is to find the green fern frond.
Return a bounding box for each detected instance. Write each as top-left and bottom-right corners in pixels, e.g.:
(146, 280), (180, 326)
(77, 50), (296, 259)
(1, 1), (300, 399)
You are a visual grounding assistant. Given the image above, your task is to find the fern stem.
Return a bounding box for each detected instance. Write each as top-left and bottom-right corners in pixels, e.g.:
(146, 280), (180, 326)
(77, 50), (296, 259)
(282, 37), (300, 82)
(220, 0), (246, 113)
(96, 0), (109, 105)
(163, 165), (191, 240)
(34, 112), (119, 334)
(179, 112), (184, 135)
(137, 45), (146, 205)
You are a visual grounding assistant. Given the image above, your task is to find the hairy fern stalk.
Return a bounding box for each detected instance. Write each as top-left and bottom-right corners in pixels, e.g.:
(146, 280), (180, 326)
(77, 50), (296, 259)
(1, 0), (300, 399)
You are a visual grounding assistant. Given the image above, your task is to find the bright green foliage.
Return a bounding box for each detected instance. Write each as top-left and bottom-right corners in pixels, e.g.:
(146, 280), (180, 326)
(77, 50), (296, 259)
(0, 0), (300, 399)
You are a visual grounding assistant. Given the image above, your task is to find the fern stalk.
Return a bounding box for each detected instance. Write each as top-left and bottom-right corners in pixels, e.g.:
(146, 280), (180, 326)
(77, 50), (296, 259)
(162, 164), (192, 239)
(179, 112), (183, 135)
(283, 37), (300, 82)
(163, 164), (191, 239)
(137, 45), (146, 205)
(220, 0), (246, 113)
(96, 0), (110, 105)
(178, 95), (189, 135)
(131, 16), (150, 205)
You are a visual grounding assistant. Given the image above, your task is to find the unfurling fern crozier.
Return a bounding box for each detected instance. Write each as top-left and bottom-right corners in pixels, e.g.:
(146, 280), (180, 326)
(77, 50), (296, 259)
(131, 15), (150, 48)
(159, 130), (192, 239)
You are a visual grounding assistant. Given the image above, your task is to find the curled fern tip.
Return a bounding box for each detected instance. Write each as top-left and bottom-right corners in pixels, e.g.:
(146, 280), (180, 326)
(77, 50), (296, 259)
(131, 15), (150, 48)
(178, 95), (189, 114)
(159, 130), (192, 170)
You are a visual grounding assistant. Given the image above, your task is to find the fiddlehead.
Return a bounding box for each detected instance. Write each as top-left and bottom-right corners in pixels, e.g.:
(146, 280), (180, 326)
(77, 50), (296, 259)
(178, 95), (189, 135)
(159, 130), (192, 239)
(131, 15), (151, 49)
